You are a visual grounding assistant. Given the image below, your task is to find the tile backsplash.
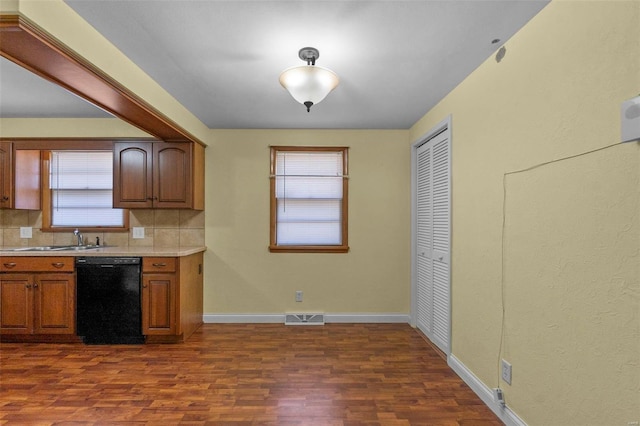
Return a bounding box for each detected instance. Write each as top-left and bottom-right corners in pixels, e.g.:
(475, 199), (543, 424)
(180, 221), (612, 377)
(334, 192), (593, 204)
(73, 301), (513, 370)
(0, 209), (205, 248)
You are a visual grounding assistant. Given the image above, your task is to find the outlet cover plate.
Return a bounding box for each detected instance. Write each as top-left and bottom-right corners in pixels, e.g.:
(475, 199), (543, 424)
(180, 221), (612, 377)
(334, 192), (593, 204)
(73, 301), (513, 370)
(19, 227), (32, 238)
(501, 359), (512, 385)
(621, 95), (640, 143)
(132, 227), (145, 239)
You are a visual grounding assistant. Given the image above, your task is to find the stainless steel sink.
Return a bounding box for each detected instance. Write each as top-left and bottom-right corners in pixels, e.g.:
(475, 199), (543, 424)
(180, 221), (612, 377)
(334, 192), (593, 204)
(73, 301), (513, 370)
(61, 245), (102, 251)
(3, 245), (102, 252)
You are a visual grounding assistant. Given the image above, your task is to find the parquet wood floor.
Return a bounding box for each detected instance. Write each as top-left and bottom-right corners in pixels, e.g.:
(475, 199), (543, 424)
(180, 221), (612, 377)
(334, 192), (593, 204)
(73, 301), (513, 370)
(0, 324), (502, 425)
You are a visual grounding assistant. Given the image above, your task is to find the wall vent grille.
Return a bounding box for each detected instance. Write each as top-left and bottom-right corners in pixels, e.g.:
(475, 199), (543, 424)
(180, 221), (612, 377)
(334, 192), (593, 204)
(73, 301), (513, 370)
(285, 313), (325, 326)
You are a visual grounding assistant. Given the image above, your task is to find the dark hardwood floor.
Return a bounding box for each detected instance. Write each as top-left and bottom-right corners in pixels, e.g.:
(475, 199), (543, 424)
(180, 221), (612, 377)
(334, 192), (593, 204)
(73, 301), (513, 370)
(0, 324), (502, 425)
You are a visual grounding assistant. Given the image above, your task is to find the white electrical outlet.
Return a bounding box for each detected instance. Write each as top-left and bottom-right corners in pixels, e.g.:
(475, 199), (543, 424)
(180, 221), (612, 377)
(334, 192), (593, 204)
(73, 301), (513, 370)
(501, 359), (512, 385)
(19, 227), (32, 239)
(295, 291), (303, 302)
(132, 227), (145, 239)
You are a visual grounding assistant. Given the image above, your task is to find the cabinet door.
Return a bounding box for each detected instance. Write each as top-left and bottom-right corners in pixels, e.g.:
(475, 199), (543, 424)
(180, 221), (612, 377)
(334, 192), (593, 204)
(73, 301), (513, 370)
(0, 142), (13, 208)
(154, 142), (192, 208)
(113, 142), (153, 208)
(142, 273), (176, 335)
(0, 274), (33, 334)
(33, 274), (76, 334)
(14, 150), (41, 210)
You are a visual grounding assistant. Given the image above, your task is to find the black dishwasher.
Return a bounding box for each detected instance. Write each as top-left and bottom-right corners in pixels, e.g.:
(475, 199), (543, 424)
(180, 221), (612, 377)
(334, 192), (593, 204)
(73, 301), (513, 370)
(76, 257), (145, 344)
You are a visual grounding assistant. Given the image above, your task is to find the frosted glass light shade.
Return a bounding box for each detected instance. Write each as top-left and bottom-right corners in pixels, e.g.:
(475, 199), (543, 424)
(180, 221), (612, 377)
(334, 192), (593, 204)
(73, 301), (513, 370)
(279, 65), (339, 107)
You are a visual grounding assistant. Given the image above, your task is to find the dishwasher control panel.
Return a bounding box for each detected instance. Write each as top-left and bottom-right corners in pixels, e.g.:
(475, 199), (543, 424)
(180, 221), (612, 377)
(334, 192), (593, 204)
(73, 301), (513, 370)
(76, 257), (141, 265)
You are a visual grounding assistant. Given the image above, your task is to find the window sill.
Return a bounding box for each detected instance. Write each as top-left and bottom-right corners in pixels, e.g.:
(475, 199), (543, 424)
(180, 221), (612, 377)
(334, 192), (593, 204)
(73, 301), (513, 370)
(269, 245), (349, 254)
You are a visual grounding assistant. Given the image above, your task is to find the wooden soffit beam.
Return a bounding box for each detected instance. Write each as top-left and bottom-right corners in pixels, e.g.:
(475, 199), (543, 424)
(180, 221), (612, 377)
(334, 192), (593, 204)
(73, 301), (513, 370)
(0, 14), (204, 145)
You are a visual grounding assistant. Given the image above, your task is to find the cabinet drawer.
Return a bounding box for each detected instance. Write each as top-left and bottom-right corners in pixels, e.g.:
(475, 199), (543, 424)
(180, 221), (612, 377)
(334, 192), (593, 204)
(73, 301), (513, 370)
(0, 257), (74, 272)
(143, 257), (176, 273)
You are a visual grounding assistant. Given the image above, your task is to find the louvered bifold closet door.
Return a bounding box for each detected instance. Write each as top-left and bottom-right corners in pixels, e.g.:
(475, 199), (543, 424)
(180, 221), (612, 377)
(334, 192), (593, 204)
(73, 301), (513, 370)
(431, 133), (450, 353)
(416, 130), (450, 355)
(416, 142), (433, 335)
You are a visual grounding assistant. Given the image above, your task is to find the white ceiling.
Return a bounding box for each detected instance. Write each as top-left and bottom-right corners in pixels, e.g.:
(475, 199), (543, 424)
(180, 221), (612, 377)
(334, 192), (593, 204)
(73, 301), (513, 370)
(0, 0), (549, 129)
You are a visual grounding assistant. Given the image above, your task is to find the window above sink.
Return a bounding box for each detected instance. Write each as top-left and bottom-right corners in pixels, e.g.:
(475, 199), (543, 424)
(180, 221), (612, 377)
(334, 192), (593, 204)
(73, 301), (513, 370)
(41, 149), (129, 232)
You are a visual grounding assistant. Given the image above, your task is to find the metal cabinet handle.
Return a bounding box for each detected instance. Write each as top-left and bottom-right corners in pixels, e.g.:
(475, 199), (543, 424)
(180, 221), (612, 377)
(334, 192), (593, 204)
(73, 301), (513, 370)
(152, 263), (166, 267)
(51, 262), (65, 268)
(25, 284), (31, 289)
(142, 284), (147, 288)
(33, 283), (38, 288)
(1, 196), (8, 201)
(3, 262), (16, 269)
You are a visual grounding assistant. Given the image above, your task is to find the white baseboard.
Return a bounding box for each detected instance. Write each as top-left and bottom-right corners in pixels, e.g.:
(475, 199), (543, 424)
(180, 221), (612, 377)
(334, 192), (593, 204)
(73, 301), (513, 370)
(203, 313), (410, 324)
(448, 354), (527, 426)
(203, 314), (283, 323)
(325, 313), (410, 323)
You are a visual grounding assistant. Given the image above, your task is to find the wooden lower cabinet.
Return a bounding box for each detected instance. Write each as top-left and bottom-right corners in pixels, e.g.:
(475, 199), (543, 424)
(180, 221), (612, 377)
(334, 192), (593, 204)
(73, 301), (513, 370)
(142, 272), (176, 334)
(0, 257), (76, 340)
(142, 252), (203, 343)
(0, 253), (203, 343)
(0, 274), (32, 333)
(34, 274), (76, 334)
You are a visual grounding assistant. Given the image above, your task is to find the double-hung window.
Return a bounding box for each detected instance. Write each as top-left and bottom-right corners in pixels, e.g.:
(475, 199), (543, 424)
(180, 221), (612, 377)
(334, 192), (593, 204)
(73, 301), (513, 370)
(44, 150), (126, 230)
(269, 146), (349, 253)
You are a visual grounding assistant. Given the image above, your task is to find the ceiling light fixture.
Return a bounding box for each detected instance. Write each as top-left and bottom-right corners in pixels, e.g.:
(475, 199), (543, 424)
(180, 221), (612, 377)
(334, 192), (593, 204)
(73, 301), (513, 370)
(279, 47), (339, 112)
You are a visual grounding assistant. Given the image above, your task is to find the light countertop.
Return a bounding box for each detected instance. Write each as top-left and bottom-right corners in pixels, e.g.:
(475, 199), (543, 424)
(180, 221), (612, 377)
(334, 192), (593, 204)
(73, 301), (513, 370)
(0, 246), (206, 257)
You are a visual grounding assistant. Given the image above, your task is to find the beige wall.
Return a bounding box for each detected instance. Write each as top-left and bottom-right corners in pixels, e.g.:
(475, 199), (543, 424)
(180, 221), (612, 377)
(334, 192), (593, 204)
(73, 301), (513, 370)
(0, 118), (149, 139)
(2, 125), (411, 317)
(203, 129), (411, 315)
(410, 1), (639, 424)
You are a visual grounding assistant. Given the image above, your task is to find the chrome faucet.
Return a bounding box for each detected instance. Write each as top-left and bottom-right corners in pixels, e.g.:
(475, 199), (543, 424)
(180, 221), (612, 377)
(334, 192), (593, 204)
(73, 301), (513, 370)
(73, 229), (83, 246)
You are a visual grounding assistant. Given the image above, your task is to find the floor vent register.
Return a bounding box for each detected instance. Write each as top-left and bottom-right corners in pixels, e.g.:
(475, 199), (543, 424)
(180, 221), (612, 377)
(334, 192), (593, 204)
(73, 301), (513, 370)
(285, 313), (325, 326)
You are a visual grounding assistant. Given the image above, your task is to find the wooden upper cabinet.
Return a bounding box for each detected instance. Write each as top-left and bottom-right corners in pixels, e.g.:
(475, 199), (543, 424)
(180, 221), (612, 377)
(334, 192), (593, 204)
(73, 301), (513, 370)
(113, 141), (204, 210)
(0, 142), (40, 210)
(0, 142), (12, 208)
(154, 143), (192, 208)
(113, 142), (154, 208)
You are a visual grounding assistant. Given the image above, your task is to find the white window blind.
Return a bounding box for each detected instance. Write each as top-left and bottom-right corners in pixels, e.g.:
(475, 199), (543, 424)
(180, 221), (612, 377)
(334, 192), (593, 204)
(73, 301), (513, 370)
(50, 151), (124, 227)
(275, 151), (344, 245)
